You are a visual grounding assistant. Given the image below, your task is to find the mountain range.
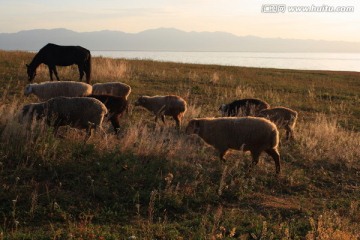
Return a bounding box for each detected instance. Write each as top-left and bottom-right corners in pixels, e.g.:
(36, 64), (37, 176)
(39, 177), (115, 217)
(0, 28), (359, 52)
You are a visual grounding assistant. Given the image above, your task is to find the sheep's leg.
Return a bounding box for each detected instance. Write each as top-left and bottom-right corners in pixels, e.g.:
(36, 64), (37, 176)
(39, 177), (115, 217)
(219, 149), (228, 162)
(290, 130), (295, 140)
(247, 150), (261, 174)
(172, 115), (181, 129)
(84, 126), (93, 143)
(109, 114), (120, 134)
(155, 106), (166, 125)
(265, 148), (281, 175)
(53, 126), (59, 137)
(285, 130), (290, 140)
(285, 126), (294, 140)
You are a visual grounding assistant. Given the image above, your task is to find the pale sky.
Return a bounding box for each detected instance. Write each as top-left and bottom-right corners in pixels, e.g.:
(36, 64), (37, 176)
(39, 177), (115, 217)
(0, 0), (359, 42)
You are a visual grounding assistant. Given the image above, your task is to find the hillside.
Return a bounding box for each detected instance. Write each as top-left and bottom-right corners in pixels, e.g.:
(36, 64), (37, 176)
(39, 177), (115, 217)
(0, 50), (359, 239)
(1, 28), (360, 52)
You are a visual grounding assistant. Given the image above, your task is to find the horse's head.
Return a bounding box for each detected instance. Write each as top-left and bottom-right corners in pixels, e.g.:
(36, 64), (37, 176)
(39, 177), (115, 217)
(26, 64), (36, 82)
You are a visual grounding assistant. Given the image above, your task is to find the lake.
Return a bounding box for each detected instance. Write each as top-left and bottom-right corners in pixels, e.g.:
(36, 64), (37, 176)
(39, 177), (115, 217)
(92, 51), (360, 72)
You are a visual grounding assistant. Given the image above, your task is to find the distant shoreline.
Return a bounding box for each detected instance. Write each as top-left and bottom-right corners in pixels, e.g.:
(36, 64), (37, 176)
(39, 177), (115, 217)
(90, 51), (360, 73)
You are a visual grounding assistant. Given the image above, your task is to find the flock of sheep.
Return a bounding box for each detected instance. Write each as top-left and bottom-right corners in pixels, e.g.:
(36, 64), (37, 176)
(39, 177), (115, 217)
(21, 78), (298, 175)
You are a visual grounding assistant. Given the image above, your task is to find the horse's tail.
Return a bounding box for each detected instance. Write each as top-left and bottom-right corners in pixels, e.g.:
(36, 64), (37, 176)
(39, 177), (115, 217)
(85, 51), (92, 84)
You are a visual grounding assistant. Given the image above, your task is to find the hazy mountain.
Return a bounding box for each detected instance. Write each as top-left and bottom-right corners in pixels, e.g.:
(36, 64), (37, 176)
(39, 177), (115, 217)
(0, 28), (359, 52)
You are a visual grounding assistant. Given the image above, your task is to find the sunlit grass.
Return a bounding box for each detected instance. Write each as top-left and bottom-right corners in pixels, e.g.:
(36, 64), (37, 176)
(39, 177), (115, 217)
(0, 50), (359, 239)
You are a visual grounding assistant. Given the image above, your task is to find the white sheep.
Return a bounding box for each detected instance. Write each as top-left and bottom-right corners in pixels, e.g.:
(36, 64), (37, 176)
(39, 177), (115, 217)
(24, 81), (92, 101)
(257, 107), (298, 140)
(92, 82), (131, 99)
(21, 96), (108, 142)
(134, 95), (187, 129)
(186, 117), (281, 175)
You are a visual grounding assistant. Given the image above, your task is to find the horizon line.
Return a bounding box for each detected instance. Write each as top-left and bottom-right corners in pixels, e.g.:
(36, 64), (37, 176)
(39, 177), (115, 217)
(2, 27), (360, 44)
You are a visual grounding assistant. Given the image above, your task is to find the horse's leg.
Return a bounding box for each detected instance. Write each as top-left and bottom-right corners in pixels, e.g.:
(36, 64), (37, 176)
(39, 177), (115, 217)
(48, 66), (54, 81)
(78, 64), (84, 81)
(53, 66), (60, 81)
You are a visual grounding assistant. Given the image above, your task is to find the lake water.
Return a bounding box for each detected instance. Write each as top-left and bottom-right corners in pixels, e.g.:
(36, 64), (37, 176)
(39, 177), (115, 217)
(92, 51), (360, 72)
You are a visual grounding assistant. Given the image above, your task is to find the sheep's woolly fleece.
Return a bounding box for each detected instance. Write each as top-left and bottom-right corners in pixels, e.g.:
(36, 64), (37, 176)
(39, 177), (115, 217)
(24, 81), (92, 101)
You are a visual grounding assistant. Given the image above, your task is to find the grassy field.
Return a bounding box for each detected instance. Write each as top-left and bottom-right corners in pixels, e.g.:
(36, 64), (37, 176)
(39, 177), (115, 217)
(0, 50), (359, 239)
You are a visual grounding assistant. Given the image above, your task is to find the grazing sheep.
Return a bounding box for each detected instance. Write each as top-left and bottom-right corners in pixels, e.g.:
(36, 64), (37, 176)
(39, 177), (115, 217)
(92, 82), (131, 99)
(134, 95), (187, 129)
(219, 98), (270, 117)
(186, 117), (281, 175)
(88, 94), (128, 134)
(24, 81), (92, 101)
(257, 107), (298, 140)
(21, 97), (108, 142)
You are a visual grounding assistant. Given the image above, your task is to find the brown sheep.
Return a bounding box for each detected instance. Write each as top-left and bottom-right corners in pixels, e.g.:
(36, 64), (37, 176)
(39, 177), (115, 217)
(219, 98), (270, 117)
(92, 82), (131, 99)
(21, 97), (108, 142)
(186, 117), (281, 175)
(134, 95), (187, 129)
(257, 107), (298, 140)
(88, 94), (128, 134)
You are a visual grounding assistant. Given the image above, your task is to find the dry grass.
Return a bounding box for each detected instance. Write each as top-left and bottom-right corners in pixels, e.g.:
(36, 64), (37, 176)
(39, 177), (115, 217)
(306, 211), (360, 240)
(298, 114), (360, 165)
(0, 50), (359, 239)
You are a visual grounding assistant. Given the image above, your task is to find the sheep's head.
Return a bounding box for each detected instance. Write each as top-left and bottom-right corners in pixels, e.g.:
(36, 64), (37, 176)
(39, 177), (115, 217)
(186, 119), (201, 135)
(20, 104), (32, 123)
(218, 104), (228, 116)
(134, 96), (148, 106)
(20, 103), (46, 123)
(24, 84), (34, 96)
(256, 109), (266, 118)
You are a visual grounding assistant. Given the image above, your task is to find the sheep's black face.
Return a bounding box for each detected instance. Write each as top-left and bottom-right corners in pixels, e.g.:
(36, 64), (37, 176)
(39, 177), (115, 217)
(219, 104), (228, 116)
(134, 97), (146, 106)
(185, 120), (200, 135)
(20, 105), (36, 124)
(21, 105), (46, 122)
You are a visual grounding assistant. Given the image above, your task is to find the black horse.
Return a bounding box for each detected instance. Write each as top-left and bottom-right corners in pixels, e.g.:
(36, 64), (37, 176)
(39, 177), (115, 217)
(26, 43), (92, 83)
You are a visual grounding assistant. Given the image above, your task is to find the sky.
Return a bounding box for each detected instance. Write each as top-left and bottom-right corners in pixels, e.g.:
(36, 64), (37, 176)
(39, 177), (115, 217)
(0, 0), (359, 42)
